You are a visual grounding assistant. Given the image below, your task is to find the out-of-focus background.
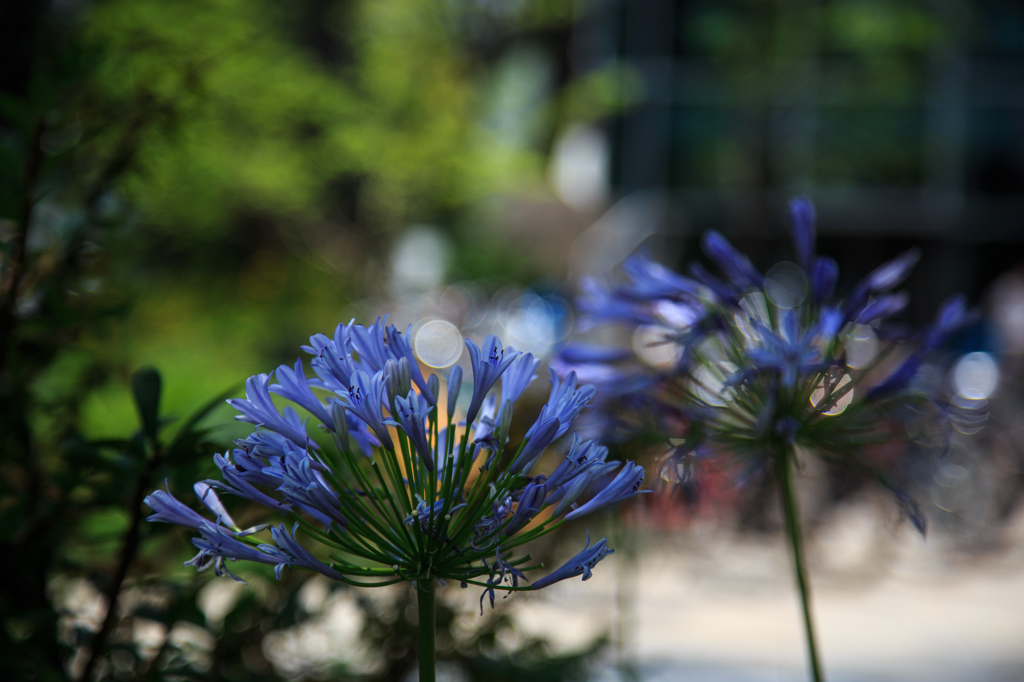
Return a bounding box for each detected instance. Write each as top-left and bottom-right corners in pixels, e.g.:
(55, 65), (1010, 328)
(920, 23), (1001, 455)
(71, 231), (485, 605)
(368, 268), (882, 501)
(2, 0), (1022, 680)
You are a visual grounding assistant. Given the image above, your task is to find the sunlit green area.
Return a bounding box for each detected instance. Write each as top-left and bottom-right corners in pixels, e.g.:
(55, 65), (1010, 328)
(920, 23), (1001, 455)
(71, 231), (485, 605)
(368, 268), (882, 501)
(13, 0), (636, 440)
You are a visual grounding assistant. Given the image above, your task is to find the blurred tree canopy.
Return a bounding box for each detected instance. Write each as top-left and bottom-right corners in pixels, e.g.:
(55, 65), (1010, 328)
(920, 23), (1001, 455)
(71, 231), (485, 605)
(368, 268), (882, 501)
(0, 1), (628, 680)
(85, 0), (550, 232)
(4, 0), (638, 433)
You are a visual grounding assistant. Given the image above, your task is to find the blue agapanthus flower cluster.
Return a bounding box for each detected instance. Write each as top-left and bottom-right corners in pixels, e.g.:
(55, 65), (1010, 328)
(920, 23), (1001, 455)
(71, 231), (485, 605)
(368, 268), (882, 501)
(559, 198), (971, 532)
(146, 318), (645, 606)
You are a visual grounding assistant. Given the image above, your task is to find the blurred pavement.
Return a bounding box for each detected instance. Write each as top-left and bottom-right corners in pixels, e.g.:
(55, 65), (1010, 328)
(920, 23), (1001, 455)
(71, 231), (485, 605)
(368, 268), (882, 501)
(512, 498), (1024, 681)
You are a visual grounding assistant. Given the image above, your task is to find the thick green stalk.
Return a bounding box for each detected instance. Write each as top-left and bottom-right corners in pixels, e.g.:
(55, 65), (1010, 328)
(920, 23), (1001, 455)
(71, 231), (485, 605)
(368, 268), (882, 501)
(417, 578), (436, 682)
(777, 448), (825, 682)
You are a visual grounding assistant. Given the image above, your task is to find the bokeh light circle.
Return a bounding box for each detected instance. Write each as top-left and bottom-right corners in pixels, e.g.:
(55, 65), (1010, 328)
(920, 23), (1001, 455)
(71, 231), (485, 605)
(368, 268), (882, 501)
(500, 293), (571, 357)
(764, 261), (808, 310)
(413, 319), (464, 368)
(633, 325), (682, 368)
(844, 324), (879, 370)
(952, 352), (999, 400)
(810, 374), (854, 415)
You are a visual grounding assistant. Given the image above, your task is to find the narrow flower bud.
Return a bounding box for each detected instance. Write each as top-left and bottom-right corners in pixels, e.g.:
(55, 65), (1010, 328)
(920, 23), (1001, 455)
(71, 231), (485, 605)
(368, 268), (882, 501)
(789, 196), (816, 272)
(510, 416), (559, 475)
(495, 398), (514, 450)
(194, 481), (238, 529)
(427, 373), (440, 404)
(811, 256), (838, 304)
(446, 364), (462, 421)
(329, 400), (349, 451)
(384, 358), (411, 407)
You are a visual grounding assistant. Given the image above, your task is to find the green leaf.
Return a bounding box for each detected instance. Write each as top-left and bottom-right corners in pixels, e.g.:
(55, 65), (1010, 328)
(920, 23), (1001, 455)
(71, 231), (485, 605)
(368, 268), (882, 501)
(131, 367), (162, 444)
(165, 383), (239, 460)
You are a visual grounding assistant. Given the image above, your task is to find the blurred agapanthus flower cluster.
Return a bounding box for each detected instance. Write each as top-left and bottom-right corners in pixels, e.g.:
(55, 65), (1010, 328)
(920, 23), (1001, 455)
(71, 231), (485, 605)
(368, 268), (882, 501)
(559, 198), (972, 531)
(146, 318), (645, 606)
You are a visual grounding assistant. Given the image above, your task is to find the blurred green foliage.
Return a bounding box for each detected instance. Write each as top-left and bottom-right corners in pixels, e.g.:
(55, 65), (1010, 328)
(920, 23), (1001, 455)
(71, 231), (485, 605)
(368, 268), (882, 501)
(76, 0), (628, 237)
(0, 0), (624, 679)
(59, 0), (632, 433)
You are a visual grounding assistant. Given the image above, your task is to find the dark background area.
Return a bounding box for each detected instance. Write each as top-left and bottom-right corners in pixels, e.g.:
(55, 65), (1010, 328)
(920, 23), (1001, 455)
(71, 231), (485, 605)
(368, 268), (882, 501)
(578, 0), (1024, 321)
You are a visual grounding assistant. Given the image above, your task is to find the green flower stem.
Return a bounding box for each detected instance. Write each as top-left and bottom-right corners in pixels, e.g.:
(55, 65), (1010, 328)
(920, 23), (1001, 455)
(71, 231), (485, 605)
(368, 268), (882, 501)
(777, 447), (825, 682)
(369, 460), (417, 547)
(417, 578), (436, 682)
